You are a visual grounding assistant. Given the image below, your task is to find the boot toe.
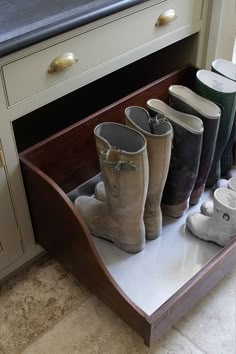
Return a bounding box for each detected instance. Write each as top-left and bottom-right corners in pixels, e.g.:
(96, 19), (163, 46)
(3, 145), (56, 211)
(94, 181), (106, 202)
(186, 212), (199, 236)
(74, 196), (110, 237)
(186, 212), (210, 241)
(200, 200), (213, 216)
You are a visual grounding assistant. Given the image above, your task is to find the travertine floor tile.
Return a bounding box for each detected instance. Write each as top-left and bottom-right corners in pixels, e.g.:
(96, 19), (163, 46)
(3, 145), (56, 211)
(0, 255), (90, 353)
(175, 268), (236, 354)
(1, 254), (235, 354)
(22, 296), (204, 354)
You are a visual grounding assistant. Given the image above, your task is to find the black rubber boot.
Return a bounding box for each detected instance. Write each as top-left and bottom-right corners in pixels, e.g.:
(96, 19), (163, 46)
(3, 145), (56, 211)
(147, 99), (203, 217)
(168, 85), (220, 205)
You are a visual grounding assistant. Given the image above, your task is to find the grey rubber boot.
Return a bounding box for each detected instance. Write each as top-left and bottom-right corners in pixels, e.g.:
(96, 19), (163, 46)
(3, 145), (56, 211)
(168, 84), (220, 205)
(95, 107), (173, 239)
(147, 99), (203, 217)
(201, 177), (236, 217)
(75, 122), (149, 253)
(186, 188), (236, 247)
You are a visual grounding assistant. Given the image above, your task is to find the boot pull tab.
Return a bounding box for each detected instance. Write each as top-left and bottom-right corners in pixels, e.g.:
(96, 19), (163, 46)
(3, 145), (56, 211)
(148, 113), (168, 134)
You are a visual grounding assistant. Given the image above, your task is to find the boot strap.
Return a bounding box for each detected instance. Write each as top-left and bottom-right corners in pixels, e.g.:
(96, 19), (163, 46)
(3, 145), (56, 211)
(99, 158), (137, 173)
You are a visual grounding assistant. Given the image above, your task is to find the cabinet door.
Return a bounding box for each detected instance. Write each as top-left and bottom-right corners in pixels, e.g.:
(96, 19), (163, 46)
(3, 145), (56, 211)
(0, 147), (23, 271)
(205, 0), (236, 68)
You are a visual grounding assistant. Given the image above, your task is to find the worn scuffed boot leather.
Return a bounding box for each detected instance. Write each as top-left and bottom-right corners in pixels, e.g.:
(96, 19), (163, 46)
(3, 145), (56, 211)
(186, 188), (236, 247)
(212, 59), (236, 177)
(95, 107), (173, 239)
(147, 99), (203, 217)
(125, 107), (173, 239)
(195, 69), (236, 187)
(75, 122), (148, 253)
(201, 176), (236, 217)
(169, 85), (220, 205)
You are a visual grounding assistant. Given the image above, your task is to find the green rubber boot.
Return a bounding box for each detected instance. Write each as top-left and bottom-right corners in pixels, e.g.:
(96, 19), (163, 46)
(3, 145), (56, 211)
(212, 59), (236, 177)
(195, 69), (236, 187)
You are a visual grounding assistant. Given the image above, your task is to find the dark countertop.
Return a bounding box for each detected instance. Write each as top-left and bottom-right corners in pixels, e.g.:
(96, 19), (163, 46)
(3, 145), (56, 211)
(0, 0), (151, 58)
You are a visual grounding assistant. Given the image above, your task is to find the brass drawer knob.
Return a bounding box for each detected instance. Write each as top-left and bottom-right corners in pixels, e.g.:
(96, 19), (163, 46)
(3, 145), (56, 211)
(155, 9), (177, 26)
(48, 52), (78, 73)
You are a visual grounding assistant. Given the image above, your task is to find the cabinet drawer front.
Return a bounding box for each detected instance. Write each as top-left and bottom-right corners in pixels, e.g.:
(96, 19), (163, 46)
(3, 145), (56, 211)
(3, 0), (202, 106)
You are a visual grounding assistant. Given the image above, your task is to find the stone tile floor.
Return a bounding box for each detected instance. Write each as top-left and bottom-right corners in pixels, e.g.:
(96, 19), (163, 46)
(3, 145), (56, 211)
(0, 254), (235, 354)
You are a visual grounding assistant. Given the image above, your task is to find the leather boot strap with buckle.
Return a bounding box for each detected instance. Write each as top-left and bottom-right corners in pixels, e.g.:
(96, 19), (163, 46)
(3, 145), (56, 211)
(100, 147), (137, 173)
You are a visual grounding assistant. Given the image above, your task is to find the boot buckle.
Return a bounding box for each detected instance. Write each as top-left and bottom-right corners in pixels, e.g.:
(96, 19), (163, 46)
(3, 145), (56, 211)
(99, 158), (136, 173)
(113, 161), (137, 173)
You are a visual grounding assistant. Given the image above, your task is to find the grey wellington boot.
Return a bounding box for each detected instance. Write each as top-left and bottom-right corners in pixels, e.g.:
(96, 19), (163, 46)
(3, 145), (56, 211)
(201, 176), (236, 217)
(212, 59), (236, 177)
(169, 85), (220, 205)
(195, 69), (236, 187)
(75, 122), (148, 253)
(147, 99), (203, 217)
(125, 107), (173, 239)
(186, 188), (236, 247)
(95, 107), (173, 239)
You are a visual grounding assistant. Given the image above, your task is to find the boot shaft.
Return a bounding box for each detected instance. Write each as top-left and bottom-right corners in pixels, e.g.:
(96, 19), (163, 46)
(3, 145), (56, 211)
(196, 70), (236, 186)
(212, 188), (236, 235)
(124, 106), (173, 199)
(147, 99), (203, 208)
(94, 122), (148, 217)
(168, 84), (220, 202)
(212, 59), (236, 176)
(124, 106), (173, 238)
(195, 70), (236, 160)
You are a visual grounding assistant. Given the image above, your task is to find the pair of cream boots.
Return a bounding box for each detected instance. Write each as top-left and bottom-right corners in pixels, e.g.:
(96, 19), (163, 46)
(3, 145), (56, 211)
(75, 107), (173, 253)
(186, 177), (236, 246)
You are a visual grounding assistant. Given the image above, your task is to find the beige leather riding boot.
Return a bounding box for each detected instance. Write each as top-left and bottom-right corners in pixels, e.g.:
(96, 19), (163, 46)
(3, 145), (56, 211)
(95, 107), (173, 239)
(75, 122), (148, 253)
(125, 107), (173, 239)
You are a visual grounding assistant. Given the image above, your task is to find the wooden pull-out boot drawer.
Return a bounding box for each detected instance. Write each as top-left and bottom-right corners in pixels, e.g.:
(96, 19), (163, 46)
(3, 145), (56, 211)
(19, 65), (236, 347)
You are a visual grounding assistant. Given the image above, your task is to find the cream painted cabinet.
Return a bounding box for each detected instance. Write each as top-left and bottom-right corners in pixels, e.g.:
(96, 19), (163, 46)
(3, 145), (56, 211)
(1, 0), (228, 280)
(0, 143), (23, 271)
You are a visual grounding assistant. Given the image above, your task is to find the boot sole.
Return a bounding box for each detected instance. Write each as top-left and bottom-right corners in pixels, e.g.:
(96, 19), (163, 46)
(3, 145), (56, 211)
(91, 231), (145, 253)
(146, 231), (161, 240)
(190, 185), (205, 205)
(161, 200), (188, 218)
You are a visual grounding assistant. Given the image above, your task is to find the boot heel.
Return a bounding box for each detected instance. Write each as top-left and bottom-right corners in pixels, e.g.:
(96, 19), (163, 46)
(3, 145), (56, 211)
(114, 240), (145, 253)
(189, 185), (205, 205)
(161, 200), (188, 218)
(146, 232), (161, 240)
